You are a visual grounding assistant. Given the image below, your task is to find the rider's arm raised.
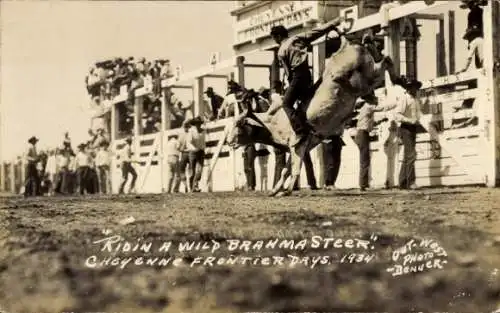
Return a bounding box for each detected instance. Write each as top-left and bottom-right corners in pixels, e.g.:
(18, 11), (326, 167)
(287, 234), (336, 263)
(299, 17), (343, 44)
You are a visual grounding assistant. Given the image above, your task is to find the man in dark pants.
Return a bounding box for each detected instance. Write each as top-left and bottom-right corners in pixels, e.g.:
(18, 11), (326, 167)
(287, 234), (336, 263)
(355, 102), (378, 191)
(24, 136), (40, 197)
(394, 78), (422, 190)
(204, 87), (224, 120)
(323, 135), (344, 190)
(270, 17), (342, 147)
(273, 147), (317, 190)
(243, 144), (256, 191)
(118, 136), (138, 194)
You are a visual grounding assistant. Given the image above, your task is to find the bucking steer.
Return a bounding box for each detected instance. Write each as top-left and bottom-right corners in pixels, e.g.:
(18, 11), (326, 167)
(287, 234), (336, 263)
(226, 33), (398, 197)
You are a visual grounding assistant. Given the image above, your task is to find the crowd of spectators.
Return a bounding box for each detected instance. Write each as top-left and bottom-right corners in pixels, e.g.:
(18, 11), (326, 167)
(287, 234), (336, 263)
(22, 129), (112, 197)
(85, 57), (174, 107)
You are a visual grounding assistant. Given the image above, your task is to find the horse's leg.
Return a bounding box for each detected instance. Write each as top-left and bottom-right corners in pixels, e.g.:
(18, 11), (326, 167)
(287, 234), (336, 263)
(281, 137), (311, 196)
(269, 155), (292, 196)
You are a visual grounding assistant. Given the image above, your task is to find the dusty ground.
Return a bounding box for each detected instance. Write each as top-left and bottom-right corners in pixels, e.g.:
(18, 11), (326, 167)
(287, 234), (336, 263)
(1, 187), (500, 313)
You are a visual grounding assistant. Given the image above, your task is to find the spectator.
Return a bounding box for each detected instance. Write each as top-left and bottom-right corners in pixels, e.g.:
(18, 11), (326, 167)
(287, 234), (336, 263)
(204, 87), (224, 120)
(218, 80), (245, 119)
(457, 24), (483, 73)
(394, 78), (423, 190)
(127, 69), (145, 106)
(460, 0), (485, 36)
(322, 133), (345, 191)
(45, 149), (58, 196)
(169, 93), (193, 129)
(150, 60), (163, 97)
(54, 149), (70, 194)
(118, 136), (138, 194)
(24, 136), (40, 197)
(176, 120), (191, 192)
(95, 141), (111, 194)
(160, 60), (173, 79)
(186, 117), (206, 192)
(92, 128), (110, 149)
(75, 143), (91, 195)
(243, 144), (256, 191)
(165, 135), (181, 193)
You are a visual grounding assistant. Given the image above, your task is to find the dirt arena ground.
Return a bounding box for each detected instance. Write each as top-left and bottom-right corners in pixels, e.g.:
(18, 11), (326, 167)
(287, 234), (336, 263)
(1, 187), (500, 313)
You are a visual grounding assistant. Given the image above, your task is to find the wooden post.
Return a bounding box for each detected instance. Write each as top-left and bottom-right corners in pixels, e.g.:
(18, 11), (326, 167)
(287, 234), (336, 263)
(194, 77), (204, 117)
(10, 162), (15, 194)
(270, 49), (280, 89)
(448, 11), (455, 74)
(481, 1), (499, 187)
(436, 18), (447, 76)
(313, 41), (326, 187)
(233, 55), (246, 191)
(0, 162), (4, 192)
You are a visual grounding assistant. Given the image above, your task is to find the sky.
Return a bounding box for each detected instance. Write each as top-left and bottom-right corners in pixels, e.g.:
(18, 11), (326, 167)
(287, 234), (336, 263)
(0, 0), (235, 160)
(0, 1), (470, 161)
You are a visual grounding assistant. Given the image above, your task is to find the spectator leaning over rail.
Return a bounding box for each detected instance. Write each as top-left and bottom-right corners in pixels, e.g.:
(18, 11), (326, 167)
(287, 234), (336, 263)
(394, 78), (423, 190)
(165, 135), (181, 193)
(186, 117), (206, 193)
(204, 87), (224, 120)
(95, 141), (111, 195)
(270, 16), (343, 147)
(24, 136), (40, 197)
(118, 136), (138, 194)
(457, 24), (484, 74)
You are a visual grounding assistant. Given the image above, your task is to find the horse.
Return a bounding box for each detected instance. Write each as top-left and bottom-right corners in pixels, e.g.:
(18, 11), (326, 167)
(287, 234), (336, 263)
(226, 34), (392, 196)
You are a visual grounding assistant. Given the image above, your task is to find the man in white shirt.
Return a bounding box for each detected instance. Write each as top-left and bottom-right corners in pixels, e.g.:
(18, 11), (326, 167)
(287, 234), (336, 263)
(175, 121), (191, 192)
(45, 149), (58, 196)
(394, 78), (423, 190)
(75, 143), (91, 195)
(165, 135), (181, 193)
(118, 137), (138, 194)
(217, 80), (244, 119)
(186, 117), (206, 192)
(95, 142), (111, 194)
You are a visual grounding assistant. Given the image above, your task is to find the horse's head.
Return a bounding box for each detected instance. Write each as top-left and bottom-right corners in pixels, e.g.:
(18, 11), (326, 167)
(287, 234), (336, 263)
(226, 106), (253, 149)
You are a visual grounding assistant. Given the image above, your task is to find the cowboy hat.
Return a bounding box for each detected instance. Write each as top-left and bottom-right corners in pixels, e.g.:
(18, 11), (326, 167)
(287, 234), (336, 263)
(403, 78), (422, 90)
(77, 143), (87, 149)
(204, 87), (214, 94)
(257, 86), (269, 94)
(125, 136), (133, 143)
(28, 136), (39, 144)
(459, 0), (487, 9)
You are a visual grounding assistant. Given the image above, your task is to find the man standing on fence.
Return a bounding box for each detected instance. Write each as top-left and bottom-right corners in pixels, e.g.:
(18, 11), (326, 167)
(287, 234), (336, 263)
(118, 136), (138, 194)
(24, 136), (40, 197)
